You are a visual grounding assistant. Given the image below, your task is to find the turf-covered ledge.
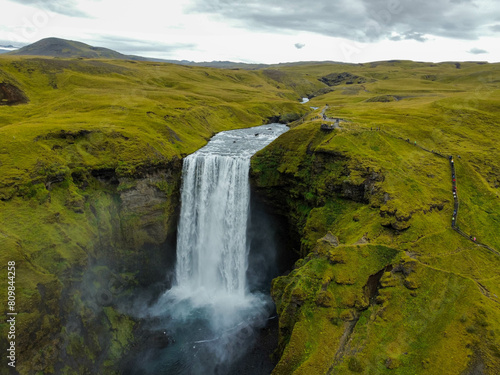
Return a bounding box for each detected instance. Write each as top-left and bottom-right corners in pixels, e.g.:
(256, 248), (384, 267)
(250, 122), (390, 256)
(271, 236), (500, 374)
(271, 239), (399, 374)
(0, 157), (182, 373)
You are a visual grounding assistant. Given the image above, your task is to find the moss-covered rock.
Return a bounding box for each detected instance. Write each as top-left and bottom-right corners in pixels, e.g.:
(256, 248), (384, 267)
(3, 54), (500, 375)
(250, 80), (500, 373)
(0, 161), (182, 373)
(0, 55), (315, 373)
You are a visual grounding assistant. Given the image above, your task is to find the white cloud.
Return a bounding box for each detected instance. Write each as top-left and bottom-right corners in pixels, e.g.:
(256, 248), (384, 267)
(6, 0), (88, 17)
(0, 0), (499, 63)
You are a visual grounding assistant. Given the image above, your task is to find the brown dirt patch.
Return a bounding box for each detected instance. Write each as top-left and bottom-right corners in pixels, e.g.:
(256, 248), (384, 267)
(0, 82), (29, 105)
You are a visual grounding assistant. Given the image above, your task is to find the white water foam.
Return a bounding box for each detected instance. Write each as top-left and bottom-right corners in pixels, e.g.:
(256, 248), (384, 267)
(175, 154), (251, 296)
(145, 124), (288, 374)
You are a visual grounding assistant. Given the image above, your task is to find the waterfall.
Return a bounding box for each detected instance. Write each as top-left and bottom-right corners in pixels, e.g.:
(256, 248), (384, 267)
(172, 123), (288, 304)
(175, 154), (251, 296)
(141, 124), (289, 375)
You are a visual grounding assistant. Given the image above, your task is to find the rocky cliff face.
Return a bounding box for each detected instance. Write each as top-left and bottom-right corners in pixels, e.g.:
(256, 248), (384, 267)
(250, 127), (386, 257)
(1, 160), (182, 374)
(250, 123), (500, 374)
(118, 163), (181, 248)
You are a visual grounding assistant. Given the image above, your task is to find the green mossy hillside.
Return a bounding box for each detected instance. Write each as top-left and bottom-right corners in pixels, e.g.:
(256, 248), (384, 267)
(0, 56), (307, 199)
(251, 61), (500, 374)
(2, 56), (500, 374)
(0, 56), (307, 373)
(272, 241), (500, 375)
(0, 167), (181, 373)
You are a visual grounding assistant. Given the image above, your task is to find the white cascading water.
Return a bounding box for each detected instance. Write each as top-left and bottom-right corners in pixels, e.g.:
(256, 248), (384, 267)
(171, 123), (288, 303)
(175, 154), (250, 296)
(145, 123), (289, 374)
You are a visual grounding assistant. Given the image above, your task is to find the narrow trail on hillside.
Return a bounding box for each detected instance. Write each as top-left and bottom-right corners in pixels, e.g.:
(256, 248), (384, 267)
(328, 314), (360, 374)
(375, 130), (500, 301)
(407, 252), (500, 305)
(322, 108), (500, 292)
(321, 105), (341, 129)
(317, 107), (500, 258)
(379, 130), (500, 258)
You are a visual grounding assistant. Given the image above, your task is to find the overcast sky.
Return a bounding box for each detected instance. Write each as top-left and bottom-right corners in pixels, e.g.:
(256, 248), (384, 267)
(0, 0), (499, 63)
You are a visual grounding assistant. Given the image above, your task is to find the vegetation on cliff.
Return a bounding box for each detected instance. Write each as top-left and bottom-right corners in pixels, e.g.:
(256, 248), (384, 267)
(1, 53), (499, 374)
(0, 55), (306, 373)
(251, 60), (500, 374)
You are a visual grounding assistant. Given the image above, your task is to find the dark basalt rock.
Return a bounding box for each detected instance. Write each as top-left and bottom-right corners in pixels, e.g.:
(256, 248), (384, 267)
(0, 82), (29, 105)
(265, 115), (281, 124)
(341, 170), (384, 203)
(319, 72), (367, 87)
(380, 206), (413, 230)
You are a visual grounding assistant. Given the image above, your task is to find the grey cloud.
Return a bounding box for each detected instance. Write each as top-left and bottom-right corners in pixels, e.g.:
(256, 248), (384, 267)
(491, 24), (500, 32)
(189, 0), (498, 42)
(294, 43), (305, 49)
(389, 31), (427, 42)
(402, 31), (428, 42)
(90, 35), (197, 56)
(468, 47), (488, 54)
(7, 0), (89, 17)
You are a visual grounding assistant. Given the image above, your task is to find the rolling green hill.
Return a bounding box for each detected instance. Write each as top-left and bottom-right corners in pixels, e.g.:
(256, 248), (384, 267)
(8, 37), (133, 60)
(251, 60), (500, 374)
(0, 54), (499, 374)
(0, 55), (306, 374)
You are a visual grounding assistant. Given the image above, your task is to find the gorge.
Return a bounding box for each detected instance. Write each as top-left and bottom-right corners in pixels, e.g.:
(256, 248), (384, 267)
(124, 124), (292, 374)
(1, 55), (499, 375)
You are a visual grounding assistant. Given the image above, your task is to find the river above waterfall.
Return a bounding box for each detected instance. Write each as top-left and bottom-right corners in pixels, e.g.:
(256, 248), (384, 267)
(126, 123), (289, 374)
(186, 123), (289, 157)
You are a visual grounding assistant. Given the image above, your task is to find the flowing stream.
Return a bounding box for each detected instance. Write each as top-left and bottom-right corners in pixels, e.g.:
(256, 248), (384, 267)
(133, 123), (289, 374)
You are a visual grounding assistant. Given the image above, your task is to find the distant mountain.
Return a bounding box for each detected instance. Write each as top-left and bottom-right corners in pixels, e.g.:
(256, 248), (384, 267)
(169, 60), (270, 69)
(157, 60), (353, 69)
(8, 37), (142, 60)
(5, 37), (352, 69)
(6, 37), (266, 68)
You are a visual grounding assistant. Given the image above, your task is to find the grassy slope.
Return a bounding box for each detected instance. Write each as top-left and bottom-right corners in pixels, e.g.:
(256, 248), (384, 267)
(0, 56), (307, 374)
(1, 56), (499, 374)
(251, 61), (500, 374)
(0, 56), (308, 195)
(8, 37), (129, 59)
